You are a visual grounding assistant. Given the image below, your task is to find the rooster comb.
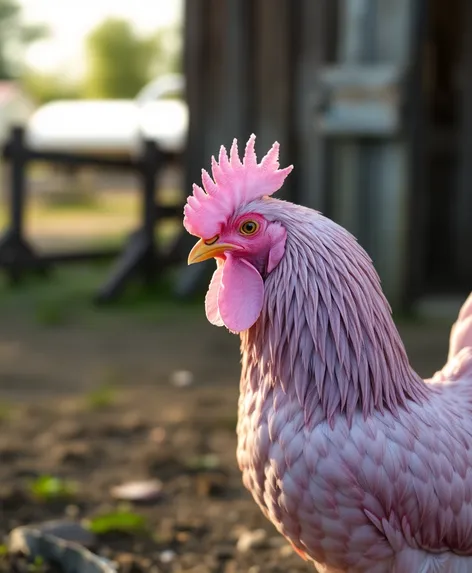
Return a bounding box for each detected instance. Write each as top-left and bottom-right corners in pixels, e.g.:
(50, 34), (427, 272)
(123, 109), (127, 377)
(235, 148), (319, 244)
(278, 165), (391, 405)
(183, 134), (293, 238)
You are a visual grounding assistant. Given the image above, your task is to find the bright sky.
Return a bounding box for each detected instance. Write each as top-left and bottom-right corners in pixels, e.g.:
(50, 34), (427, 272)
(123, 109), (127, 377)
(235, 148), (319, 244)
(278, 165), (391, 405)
(20, 0), (183, 79)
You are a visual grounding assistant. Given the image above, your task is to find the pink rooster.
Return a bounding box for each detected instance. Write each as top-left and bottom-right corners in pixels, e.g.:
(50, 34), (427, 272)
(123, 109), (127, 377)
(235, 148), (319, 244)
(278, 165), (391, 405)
(183, 134), (472, 572)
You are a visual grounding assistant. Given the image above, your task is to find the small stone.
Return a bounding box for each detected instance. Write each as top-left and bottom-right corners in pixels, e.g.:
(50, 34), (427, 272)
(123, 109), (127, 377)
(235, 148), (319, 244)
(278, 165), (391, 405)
(279, 544), (294, 558)
(110, 479), (163, 502)
(236, 529), (268, 553)
(0, 442), (22, 462)
(34, 520), (97, 548)
(53, 420), (86, 440)
(215, 544), (234, 561)
(223, 561), (238, 573)
(121, 412), (148, 433)
(160, 549), (176, 563)
(269, 536), (287, 548)
(51, 441), (92, 464)
(148, 426), (166, 444)
(179, 552), (201, 568)
(0, 485), (28, 510)
(116, 552), (145, 573)
(170, 370), (194, 388)
(195, 471), (229, 497)
(65, 504), (80, 518)
(175, 531), (190, 543)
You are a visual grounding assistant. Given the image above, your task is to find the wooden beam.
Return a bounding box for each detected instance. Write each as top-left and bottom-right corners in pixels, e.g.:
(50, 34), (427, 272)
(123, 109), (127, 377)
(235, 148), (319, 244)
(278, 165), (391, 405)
(252, 0), (293, 200)
(455, 0), (472, 284)
(292, 0), (326, 209)
(223, 0), (252, 142)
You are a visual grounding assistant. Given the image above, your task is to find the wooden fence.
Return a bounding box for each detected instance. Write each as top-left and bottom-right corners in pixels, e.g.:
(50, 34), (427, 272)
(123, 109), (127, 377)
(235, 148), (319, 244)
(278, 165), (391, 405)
(0, 126), (183, 302)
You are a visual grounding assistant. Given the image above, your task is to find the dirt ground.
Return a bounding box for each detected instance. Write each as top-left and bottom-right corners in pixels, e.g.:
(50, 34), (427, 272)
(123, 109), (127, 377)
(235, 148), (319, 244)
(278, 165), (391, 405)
(0, 297), (456, 572)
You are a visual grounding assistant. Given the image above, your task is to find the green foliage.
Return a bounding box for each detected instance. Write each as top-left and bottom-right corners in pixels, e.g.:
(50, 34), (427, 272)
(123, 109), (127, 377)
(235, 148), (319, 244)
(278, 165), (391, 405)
(34, 298), (69, 326)
(19, 15), (181, 103)
(185, 453), (221, 471)
(83, 18), (181, 99)
(0, 0), (48, 79)
(28, 556), (46, 572)
(29, 475), (77, 502)
(0, 401), (10, 421)
(148, 25), (182, 78)
(86, 510), (148, 535)
(84, 18), (156, 99)
(84, 384), (116, 411)
(21, 71), (81, 105)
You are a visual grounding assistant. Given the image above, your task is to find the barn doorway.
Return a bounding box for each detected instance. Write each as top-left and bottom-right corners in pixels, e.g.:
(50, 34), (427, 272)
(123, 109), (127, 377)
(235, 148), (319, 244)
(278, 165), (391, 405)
(423, 0), (469, 295)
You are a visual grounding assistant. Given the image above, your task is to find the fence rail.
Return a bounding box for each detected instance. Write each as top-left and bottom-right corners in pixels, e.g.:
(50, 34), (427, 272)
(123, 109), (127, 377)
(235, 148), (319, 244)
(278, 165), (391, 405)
(0, 125), (184, 303)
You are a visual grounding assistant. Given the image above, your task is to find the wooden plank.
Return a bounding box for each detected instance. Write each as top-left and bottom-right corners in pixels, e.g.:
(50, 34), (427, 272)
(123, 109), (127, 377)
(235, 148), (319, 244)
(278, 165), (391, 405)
(329, 0), (370, 236)
(374, 0), (411, 62)
(177, 0), (246, 296)
(222, 0), (252, 143)
(361, 0), (410, 307)
(252, 0), (293, 200)
(403, 0), (430, 306)
(183, 0), (206, 193)
(292, 0), (330, 210)
(316, 64), (405, 136)
(323, 0), (423, 309)
(455, 0), (472, 283)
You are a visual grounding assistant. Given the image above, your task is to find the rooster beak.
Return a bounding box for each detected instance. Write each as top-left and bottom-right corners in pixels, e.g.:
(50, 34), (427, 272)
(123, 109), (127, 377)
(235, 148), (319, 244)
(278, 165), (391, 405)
(188, 239), (238, 265)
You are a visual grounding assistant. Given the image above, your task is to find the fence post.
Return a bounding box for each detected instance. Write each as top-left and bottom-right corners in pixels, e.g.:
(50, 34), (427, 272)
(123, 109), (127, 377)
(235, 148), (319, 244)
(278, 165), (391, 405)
(0, 125), (43, 282)
(94, 137), (161, 302)
(141, 138), (159, 285)
(9, 126), (27, 241)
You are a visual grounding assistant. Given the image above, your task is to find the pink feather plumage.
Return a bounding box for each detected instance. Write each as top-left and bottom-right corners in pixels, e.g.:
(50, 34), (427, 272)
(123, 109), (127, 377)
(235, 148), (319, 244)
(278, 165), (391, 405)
(184, 135), (472, 572)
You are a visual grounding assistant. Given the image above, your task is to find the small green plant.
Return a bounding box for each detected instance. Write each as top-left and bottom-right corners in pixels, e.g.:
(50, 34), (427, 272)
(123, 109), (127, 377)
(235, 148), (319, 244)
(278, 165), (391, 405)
(86, 509), (148, 535)
(84, 384), (116, 410)
(34, 300), (68, 326)
(0, 402), (11, 422)
(29, 475), (77, 502)
(28, 555), (46, 572)
(185, 453), (220, 471)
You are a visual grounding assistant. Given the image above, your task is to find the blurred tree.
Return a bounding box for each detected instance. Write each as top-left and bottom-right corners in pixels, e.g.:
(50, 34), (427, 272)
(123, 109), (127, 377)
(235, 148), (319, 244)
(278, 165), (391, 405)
(0, 0), (48, 79)
(149, 25), (182, 78)
(21, 71), (81, 105)
(83, 18), (182, 99)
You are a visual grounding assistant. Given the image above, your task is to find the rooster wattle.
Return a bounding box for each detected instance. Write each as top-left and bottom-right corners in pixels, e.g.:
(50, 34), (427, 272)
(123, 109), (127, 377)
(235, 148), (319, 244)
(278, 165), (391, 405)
(183, 134), (472, 573)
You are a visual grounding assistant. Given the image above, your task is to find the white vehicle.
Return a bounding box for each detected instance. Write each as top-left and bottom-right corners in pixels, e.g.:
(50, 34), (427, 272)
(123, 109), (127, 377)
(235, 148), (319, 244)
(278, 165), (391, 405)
(25, 74), (188, 155)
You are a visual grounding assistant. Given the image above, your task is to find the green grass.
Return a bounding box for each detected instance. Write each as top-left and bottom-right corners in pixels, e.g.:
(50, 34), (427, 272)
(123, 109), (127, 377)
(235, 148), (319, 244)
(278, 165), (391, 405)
(1, 191), (138, 222)
(185, 453), (221, 472)
(86, 509), (148, 535)
(28, 475), (78, 502)
(84, 384), (117, 410)
(28, 556), (47, 572)
(0, 260), (203, 333)
(0, 185), (202, 328)
(0, 401), (12, 422)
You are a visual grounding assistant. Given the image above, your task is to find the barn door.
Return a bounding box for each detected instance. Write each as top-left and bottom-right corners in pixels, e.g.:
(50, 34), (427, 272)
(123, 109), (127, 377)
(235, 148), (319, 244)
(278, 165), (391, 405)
(310, 0), (427, 309)
(455, 1), (472, 288)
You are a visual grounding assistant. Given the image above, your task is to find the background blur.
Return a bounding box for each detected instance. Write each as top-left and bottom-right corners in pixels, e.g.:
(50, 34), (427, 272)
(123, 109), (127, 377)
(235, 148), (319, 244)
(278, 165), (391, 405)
(0, 1), (470, 572)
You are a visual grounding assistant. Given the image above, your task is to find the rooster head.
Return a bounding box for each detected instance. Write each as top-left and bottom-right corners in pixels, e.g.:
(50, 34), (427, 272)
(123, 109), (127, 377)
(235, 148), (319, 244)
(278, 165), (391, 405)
(183, 134), (293, 333)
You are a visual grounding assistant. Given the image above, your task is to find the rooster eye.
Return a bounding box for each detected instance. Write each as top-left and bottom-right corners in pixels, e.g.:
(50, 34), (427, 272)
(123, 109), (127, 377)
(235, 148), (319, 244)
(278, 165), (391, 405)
(239, 220), (259, 235)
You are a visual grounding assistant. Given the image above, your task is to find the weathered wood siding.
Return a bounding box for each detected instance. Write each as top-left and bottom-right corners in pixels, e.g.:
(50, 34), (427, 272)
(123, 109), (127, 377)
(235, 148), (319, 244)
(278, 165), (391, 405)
(182, 0), (471, 307)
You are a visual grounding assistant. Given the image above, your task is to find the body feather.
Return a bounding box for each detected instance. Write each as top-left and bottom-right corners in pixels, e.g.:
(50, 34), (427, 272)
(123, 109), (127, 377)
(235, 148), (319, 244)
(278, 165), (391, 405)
(236, 200), (472, 572)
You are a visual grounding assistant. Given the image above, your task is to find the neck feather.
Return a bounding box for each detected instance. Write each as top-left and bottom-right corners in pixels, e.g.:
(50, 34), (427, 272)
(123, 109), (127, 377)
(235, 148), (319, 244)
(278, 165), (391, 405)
(240, 201), (429, 427)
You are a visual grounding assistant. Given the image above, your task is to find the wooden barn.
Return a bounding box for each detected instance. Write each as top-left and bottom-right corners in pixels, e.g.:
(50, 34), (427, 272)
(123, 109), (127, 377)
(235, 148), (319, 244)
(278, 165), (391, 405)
(183, 0), (472, 312)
